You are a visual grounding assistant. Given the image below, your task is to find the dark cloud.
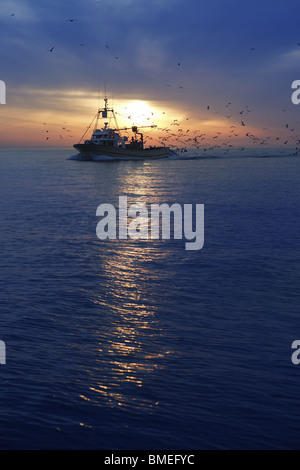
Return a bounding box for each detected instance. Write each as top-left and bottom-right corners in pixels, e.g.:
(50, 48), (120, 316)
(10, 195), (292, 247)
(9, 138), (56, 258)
(1, 0), (300, 138)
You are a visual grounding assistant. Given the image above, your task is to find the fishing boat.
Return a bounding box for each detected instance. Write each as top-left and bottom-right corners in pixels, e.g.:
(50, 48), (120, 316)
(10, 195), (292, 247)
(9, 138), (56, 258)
(73, 97), (170, 160)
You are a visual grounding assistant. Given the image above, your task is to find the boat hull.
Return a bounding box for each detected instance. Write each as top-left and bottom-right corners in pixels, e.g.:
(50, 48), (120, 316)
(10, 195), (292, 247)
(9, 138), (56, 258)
(73, 143), (170, 160)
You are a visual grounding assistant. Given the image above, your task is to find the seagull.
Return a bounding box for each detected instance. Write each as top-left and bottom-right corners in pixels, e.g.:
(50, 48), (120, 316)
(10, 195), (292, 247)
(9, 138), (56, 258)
(49, 47), (55, 52)
(66, 19), (77, 22)
(241, 121), (246, 126)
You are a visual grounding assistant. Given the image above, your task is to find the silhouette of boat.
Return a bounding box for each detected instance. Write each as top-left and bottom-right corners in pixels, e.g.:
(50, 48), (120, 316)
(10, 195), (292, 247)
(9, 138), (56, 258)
(74, 97), (170, 160)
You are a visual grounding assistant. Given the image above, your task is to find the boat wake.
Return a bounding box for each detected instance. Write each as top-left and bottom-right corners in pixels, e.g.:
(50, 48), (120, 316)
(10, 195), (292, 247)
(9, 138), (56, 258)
(68, 152), (170, 162)
(69, 147), (300, 162)
(167, 147), (300, 160)
(68, 153), (118, 161)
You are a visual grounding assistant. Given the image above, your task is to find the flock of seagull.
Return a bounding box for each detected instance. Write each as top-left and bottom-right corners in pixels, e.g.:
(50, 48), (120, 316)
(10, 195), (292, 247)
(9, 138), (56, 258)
(118, 102), (300, 155)
(8, 13), (300, 154)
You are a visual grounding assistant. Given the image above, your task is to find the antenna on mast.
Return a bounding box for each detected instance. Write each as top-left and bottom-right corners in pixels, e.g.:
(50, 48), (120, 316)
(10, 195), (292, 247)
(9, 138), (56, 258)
(103, 81), (109, 116)
(97, 74), (101, 110)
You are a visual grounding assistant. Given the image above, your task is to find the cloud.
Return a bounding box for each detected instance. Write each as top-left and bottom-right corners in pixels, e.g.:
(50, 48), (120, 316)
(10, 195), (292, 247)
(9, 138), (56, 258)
(0, 0), (300, 147)
(272, 48), (300, 71)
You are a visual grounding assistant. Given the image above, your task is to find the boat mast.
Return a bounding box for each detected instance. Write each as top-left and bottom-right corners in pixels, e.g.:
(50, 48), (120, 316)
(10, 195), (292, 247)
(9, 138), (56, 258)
(93, 93), (119, 131)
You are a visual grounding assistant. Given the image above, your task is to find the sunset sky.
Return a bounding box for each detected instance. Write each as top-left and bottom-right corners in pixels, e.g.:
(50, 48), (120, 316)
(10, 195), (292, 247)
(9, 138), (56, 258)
(0, 0), (300, 148)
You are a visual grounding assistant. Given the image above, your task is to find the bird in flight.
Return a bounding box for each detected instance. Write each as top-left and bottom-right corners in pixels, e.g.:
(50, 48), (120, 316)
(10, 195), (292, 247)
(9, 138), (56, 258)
(49, 47), (55, 52)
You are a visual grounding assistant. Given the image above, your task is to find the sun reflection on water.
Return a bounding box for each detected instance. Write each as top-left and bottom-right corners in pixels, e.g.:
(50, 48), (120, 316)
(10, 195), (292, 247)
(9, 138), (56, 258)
(84, 239), (173, 410)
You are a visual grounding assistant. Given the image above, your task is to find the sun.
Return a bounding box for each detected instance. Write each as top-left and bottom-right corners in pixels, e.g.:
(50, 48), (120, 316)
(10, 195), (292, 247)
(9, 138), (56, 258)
(122, 100), (154, 124)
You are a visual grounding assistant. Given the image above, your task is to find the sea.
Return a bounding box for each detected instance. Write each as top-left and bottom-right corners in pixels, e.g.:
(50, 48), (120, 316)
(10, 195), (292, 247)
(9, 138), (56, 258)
(0, 147), (299, 450)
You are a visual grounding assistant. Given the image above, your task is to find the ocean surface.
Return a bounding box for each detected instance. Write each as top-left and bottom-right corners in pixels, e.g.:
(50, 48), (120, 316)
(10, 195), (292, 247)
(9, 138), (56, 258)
(0, 147), (299, 450)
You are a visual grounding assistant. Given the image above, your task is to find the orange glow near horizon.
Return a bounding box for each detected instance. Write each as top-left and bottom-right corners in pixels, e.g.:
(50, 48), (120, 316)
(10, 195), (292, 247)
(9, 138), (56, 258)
(0, 88), (293, 149)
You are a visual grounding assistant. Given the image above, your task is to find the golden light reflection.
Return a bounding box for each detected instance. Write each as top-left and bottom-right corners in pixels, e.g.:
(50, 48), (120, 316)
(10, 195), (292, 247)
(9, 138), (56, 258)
(85, 217), (174, 409)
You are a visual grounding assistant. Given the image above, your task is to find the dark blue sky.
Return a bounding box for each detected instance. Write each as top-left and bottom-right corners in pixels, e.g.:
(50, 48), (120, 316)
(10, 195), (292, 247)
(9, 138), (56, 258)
(0, 0), (300, 146)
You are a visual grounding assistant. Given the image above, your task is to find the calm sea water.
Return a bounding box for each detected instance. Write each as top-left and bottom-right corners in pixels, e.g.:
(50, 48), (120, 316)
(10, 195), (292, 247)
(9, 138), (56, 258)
(0, 147), (299, 450)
